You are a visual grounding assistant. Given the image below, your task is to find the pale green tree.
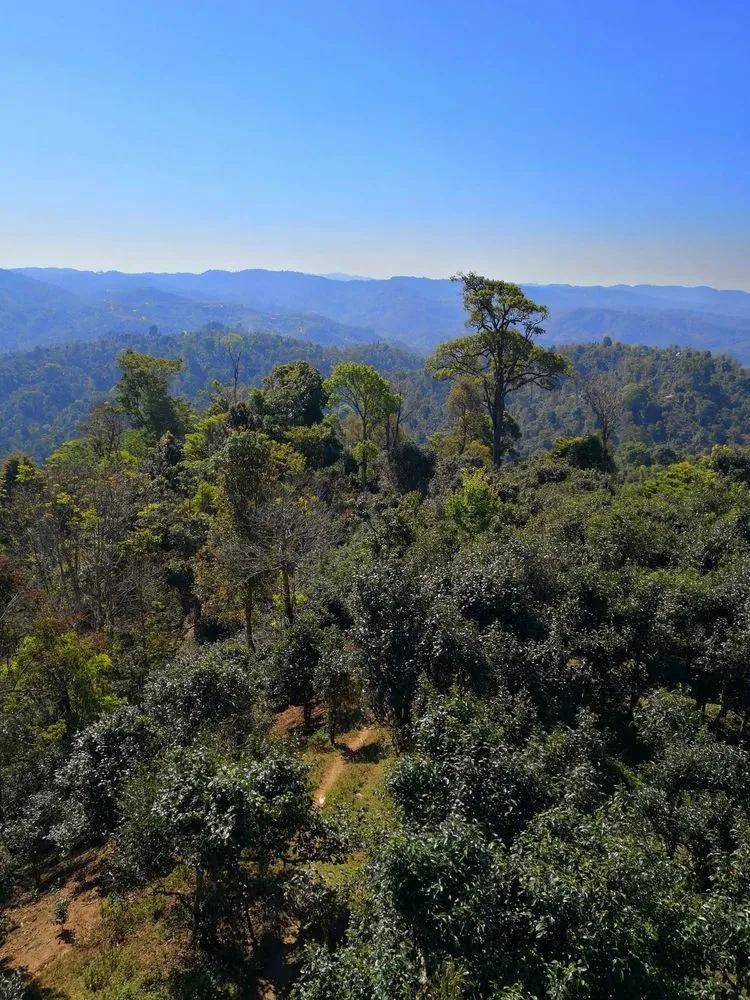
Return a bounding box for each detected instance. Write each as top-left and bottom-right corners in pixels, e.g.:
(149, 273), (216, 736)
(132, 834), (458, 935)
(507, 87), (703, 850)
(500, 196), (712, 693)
(323, 362), (400, 483)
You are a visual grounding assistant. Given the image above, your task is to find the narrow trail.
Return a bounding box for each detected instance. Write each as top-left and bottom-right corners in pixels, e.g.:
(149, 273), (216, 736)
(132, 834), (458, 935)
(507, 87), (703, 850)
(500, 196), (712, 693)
(257, 721), (380, 996)
(1, 721), (381, 996)
(313, 726), (379, 807)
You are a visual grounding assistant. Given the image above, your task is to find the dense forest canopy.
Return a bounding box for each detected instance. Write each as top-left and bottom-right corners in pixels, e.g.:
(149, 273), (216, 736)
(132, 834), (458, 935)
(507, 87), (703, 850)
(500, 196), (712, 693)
(2, 276), (750, 998)
(0, 329), (443, 460)
(514, 339), (750, 461)
(1, 322), (750, 469)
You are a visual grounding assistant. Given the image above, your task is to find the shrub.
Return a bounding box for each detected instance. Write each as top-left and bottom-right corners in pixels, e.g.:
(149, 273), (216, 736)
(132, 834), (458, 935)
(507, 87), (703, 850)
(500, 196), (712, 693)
(53, 892), (70, 926)
(51, 706), (152, 850)
(0, 971), (24, 1000)
(143, 643), (255, 746)
(113, 744), (310, 947)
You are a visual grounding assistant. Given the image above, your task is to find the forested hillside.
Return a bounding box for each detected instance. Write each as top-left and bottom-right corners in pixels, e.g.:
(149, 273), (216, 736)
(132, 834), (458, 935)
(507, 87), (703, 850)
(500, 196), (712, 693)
(2, 278), (750, 998)
(2, 322), (750, 467)
(0, 329), (441, 460)
(514, 340), (750, 460)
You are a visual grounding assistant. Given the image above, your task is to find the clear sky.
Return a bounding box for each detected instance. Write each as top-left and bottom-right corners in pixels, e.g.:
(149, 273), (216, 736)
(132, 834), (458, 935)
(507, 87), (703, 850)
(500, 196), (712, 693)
(1, 1), (748, 287)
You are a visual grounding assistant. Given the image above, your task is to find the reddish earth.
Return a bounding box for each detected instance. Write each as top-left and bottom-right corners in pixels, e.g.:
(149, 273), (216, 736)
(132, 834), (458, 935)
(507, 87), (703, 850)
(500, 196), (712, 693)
(271, 703), (323, 737)
(0, 717), (380, 995)
(0, 851), (102, 978)
(272, 705), (379, 805)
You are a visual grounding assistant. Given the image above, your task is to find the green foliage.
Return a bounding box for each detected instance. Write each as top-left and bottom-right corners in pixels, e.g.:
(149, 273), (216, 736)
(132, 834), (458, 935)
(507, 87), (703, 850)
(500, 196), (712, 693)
(1, 623), (119, 745)
(115, 351), (188, 440)
(429, 274), (568, 464)
(53, 891), (70, 926)
(143, 643), (257, 747)
(285, 421), (343, 468)
(0, 971), (24, 1000)
(314, 629), (361, 742)
(349, 559), (425, 732)
(442, 375), (492, 455)
(293, 934), (418, 1000)
(264, 614), (321, 728)
(324, 362), (401, 435)
(708, 443), (750, 483)
(0, 328), (436, 461)
(264, 361), (329, 427)
(550, 433), (610, 471)
(512, 340), (750, 462)
(6, 311), (750, 998)
(213, 428), (273, 518)
(375, 818), (508, 974)
(51, 705), (153, 850)
(324, 362), (401, 481)
(443, 469), (501, 534)
(5, 326), (750, 470)
(113, 743), (310, 945)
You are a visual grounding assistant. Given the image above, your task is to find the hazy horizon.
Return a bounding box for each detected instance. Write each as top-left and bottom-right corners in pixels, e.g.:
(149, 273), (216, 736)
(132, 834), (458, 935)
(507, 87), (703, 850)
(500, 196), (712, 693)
(7, 264), (750, 295)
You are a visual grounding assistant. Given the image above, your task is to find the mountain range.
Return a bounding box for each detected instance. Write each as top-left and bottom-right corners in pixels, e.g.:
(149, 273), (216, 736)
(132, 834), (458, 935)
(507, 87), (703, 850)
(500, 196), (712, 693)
(3, 266), (750, 360)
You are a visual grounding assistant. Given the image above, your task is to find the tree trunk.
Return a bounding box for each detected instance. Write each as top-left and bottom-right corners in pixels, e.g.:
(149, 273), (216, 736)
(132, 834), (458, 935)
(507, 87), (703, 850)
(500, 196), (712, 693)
(243, 588), (255, 655)
(360, 415), (369, 485)
(491, 393), (506, 466)
(280, 567), (294, 622)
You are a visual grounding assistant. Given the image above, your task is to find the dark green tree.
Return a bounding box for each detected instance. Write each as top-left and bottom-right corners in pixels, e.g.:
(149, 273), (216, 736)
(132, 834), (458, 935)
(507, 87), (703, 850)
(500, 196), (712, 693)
(115, 350), (187, 439)
(264, 361), (329, 427)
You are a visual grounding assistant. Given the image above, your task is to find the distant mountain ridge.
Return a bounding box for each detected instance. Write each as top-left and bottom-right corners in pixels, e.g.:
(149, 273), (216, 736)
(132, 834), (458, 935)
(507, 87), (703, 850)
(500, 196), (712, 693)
(0, 268), (377, 354)
(5, 266), (750, 360)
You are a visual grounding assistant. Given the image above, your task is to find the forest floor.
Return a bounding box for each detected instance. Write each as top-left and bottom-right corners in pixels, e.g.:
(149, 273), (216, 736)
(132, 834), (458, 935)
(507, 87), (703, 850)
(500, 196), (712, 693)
(0, 849), (103, 981)
(0, 713), (392, 999)
(313, 726), (380, 806)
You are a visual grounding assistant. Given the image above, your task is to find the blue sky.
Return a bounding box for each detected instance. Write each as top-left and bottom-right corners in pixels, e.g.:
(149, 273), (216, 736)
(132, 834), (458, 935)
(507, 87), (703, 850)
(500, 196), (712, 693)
(1, 1), (748, 287)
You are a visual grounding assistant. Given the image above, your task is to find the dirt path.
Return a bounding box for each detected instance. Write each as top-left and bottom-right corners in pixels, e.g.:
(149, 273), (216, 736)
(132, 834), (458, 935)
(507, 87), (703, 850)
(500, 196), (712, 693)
(314, 726), (379, 806)
(257, 724), (380, 997)
(0, 853), (102, 978)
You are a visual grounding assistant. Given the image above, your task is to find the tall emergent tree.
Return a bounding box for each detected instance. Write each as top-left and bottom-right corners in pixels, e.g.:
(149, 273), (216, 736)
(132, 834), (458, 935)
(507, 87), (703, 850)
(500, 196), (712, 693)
(428, 273), (568, 464)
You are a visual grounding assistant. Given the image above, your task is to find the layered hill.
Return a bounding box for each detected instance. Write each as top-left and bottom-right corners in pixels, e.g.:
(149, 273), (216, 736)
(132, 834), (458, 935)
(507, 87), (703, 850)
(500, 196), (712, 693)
(0, 268), (375, 353)
(1, 324), (749, 466)
(0, 328), (438, 460)
(5, 267), (750, 360)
